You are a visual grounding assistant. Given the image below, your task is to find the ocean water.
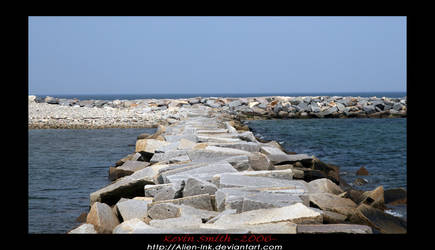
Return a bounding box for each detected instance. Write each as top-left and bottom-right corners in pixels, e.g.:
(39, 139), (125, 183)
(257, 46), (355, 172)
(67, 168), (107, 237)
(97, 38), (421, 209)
(247, 118), (407, 219)
(246, 118), (407, 191)
(28, 128), (156, 234)
(33, 92), (406, 101)
(28, 118), (407, 233)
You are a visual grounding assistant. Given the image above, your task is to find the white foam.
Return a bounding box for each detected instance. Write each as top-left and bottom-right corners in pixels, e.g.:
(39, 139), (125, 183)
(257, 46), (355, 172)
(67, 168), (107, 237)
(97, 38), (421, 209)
(385, 209), (403, 218)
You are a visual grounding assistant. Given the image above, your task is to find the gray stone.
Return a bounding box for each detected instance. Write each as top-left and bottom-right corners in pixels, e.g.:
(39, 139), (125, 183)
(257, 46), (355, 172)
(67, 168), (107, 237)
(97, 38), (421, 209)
(45, 96), (59, 104)
(150, 150), (189, 164)
(116, 198), (151, 221)
(153, 185), (177, 201)
(211, 142), (260, 152)
(187, 146), (250, 162)
(183, 177), (218, 197)
(90, 165), (166, 206)
(117, 160), (150, 173)
(145, 183), (176, 197)
(213, 203), (322, 227)
(147, 203), (181, 220)
(135, 139), (170, 153)
(148, 194), (214, 211)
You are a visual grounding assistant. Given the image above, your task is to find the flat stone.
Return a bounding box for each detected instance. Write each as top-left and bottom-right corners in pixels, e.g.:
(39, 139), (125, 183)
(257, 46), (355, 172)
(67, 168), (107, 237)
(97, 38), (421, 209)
(213, 203), (322, 227)
(148, 194), (214, 211)
(216, 173), (308, 190)
(183, 177), (218, 197)
(90, 165), (166, 206)
(68, 223), (97, 234)
(163, 161), (237, 184)
(307, 178), (343, 195)
(116, 198), (151, 221)
(210, 142), (261, 152)
(203, 221), (297, 234)
(309, 193), (357, 217)
(226, 169), (294, 180)
(117, 160), (150, 173)
(150, 150), (189, 164)
(297, 224), (373, 234)
(135, 139), (170, 153)
(145, 183), (176, 197)
(86, 202), (120, 234)
(177, 138), (197, 150)
(261, 146), (312, 164)
(147, 203), (181, 220)
(187, 146), (250, 163)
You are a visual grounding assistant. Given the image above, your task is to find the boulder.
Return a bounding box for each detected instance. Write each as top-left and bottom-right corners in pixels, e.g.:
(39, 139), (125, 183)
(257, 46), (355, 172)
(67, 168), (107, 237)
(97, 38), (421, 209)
(360, 186), (385, 210)
(356, 166), (369, 176)
(350, 204), (407, 234)
(45, 96), (59, 104)
(321, 210), (348, 224)
(145, 183), (178, 197)
(183, 177), (218, 197)
(308, 193), (357, 217)
(68, 223), (97, 234)
(307, 178), (344, 195)
(153, 185), (177, 201)
(135, 139), (170, 153)
(384, 188), (407, 205)
(149, 215), (203, 229)
(147, 203), (181, 220)
(115, 198), (151, 221)
(248, 152), (272, 171)
(86, 202), (120, 234)
(296, 224), (372, 234)
(90, 165), (165, 206)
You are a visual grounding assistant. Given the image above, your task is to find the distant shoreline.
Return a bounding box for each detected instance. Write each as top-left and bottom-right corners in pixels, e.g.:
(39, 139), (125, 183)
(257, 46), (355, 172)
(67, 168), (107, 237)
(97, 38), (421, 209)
(28, 95), (407, 129)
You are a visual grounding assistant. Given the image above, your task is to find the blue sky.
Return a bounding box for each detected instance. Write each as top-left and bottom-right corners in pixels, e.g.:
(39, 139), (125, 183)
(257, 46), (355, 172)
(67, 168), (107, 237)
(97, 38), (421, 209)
(28, 16), (406, 95)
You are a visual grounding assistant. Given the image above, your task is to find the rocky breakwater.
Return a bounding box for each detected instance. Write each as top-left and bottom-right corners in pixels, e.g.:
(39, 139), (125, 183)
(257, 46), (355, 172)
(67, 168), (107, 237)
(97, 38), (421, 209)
(29, 95), (406, 129)
(68, 105), (406, 234)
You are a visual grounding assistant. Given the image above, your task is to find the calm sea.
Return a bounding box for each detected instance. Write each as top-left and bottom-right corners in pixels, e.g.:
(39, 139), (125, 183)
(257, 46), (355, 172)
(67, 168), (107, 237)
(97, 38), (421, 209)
(33, 92), (406, 100)
(28, 92), (407, 233)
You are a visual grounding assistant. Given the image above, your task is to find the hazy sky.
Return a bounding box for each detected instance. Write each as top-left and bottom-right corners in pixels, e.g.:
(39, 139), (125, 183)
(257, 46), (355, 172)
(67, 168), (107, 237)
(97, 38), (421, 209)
(28, 16), (406, 95)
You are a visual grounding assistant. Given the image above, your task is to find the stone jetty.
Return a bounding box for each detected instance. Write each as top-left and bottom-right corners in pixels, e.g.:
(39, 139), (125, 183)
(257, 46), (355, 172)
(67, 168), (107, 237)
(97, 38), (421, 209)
(29, 95), (406, 129)
(58, 101), (407, 234)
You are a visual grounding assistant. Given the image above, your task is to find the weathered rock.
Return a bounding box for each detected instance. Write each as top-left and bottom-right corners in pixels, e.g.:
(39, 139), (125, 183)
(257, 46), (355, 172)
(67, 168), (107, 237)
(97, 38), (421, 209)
(109, 161), (151, 181)
(153, 185), (177, 201)
(147, 203), (181, 220)
(115, 198), (151, 221)
(135, 139), (170, 153)
(213, 203), (322, 227)
(248, 152), (272, 171)
(356, 166), (369, 176)
(360, 186), (385, 210)
(307, 178), (343, 195)
(297, 224), (372, 234)
(183, 177), (218, 197)
(90, 165), (165, 206)
(308, 193), (357, 217)
(350, 204), (407, 234)
(321, 210), (348, 224)
(148, 194), (214, 211)
(384, 188), (407, 205)
(68, 223), (98, 234)
(86, 202), (120, 234)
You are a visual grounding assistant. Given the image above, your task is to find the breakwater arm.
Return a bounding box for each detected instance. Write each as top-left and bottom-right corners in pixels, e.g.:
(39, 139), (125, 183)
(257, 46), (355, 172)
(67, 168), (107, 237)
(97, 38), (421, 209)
(60, 102), (406, 234)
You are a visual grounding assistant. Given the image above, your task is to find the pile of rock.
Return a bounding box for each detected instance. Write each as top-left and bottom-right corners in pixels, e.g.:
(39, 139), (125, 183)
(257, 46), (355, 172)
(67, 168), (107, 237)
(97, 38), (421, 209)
(68, 105), (406, 234)
(29, 95), (407, 129)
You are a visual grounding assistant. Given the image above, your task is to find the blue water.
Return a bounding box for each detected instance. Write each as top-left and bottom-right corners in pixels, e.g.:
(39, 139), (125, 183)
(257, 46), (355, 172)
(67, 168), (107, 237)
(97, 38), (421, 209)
(28, 117), (407, 233)
(32, 92), (406, 101)
(247, 118), (407, 191)
(28, 128), (156, 234)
